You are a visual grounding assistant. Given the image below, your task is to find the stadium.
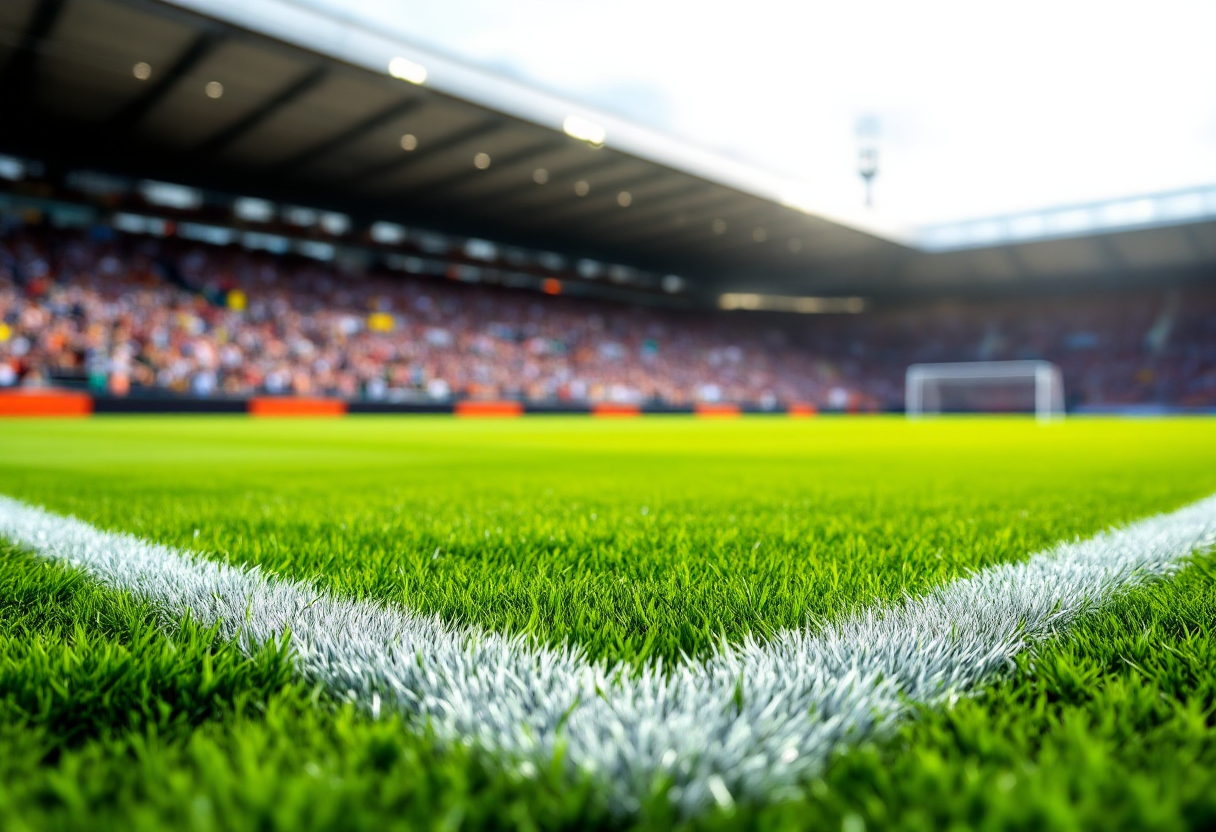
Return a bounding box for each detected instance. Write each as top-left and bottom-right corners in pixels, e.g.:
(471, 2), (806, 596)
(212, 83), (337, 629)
(1, 0), (1215, 829)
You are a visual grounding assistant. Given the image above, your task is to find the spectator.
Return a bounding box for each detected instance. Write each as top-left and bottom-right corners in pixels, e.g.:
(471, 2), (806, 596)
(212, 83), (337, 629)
(1, 222), (1213, 410)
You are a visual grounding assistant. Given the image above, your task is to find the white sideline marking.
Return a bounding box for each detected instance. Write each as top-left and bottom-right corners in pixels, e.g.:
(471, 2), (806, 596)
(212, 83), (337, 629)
(2, 494), (1215, 814)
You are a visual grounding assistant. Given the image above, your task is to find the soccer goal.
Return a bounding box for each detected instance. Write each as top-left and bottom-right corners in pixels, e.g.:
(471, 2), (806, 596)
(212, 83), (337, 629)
(905, 360), (1065, 422)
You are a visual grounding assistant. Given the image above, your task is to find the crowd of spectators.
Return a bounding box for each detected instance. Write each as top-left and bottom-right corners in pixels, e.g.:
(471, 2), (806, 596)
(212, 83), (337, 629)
(2, 222), (1214, 410)
(828, 291), (1216, 409)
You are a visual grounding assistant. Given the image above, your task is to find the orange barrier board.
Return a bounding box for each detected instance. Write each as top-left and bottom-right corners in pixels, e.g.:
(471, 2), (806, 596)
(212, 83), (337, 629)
(0, 389), (93, 417)
(694, 403), (741, 418)
(592, 402), (641, 418)
(248, 397), (346, 417)
(788, 403), (819, 418)
(454, 400), (524, 418)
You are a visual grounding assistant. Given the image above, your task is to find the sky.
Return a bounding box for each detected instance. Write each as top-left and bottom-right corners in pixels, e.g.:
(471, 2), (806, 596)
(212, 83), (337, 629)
(292, 0), (1216, 226)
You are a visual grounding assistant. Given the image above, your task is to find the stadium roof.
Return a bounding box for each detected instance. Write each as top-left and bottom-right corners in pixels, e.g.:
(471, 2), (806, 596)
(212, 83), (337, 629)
(1, 0), (1214, 301)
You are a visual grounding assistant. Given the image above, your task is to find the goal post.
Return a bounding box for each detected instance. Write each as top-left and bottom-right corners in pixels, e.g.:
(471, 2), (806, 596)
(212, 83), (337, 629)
(906, 360), (1065, 422)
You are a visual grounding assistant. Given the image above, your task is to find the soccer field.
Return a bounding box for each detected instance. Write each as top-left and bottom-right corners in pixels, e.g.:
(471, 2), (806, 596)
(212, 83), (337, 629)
(2, 416), (1215, 830)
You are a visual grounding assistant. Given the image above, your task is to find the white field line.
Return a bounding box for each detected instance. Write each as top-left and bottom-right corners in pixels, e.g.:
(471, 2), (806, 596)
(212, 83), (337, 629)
(2, 494), (1215, 814)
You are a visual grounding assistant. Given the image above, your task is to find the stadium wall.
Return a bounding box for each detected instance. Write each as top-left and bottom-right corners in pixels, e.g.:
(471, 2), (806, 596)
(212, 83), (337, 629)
(1, 392), (830, 418)
(6, 391), (1213, 419)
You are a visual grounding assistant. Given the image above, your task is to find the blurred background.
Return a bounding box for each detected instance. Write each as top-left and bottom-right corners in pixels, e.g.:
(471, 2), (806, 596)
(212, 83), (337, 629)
(1, 0), (1214, 414)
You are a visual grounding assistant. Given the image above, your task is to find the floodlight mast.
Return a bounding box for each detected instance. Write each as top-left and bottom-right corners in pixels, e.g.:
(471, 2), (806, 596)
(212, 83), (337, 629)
(856, 117), (880, 208)
(858, 148), (878, 207)
(905, 361), (1065, 423)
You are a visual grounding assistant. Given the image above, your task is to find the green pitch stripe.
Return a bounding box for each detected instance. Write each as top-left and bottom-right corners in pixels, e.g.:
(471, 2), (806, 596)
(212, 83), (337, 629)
(1, 493), (1214, 816)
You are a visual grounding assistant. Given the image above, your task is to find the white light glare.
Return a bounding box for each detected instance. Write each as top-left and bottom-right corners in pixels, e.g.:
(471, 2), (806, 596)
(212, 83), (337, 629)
(139, 180), (202, 210)
(0, 155), (25, 182)
(563, 115), (606, 146)
(370, 221), (406, 245)
(319, 212), (350, 236)
(233, 197), (274, 223)
(388, 57), (428, 85)
(780, 193), (817, 214)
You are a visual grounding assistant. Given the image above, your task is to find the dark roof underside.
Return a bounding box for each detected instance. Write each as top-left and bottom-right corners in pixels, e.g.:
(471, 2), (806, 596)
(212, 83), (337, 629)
(1, 0), (1213, 301)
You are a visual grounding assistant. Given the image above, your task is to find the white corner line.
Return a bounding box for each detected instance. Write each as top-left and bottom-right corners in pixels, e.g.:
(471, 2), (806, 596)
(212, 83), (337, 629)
(2, 493), (1214, 815)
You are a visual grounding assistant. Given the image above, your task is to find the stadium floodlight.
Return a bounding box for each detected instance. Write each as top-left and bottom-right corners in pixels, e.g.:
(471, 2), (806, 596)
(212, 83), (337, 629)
(563, 115), (606, 146)
(906, 360), (1064, 423)
(388, 57), (428, 85)
(780, 191), (816, 214)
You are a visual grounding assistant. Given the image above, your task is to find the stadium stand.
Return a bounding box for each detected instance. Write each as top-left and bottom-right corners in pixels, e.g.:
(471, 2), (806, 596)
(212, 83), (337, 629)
(3, 219), (1214, 412)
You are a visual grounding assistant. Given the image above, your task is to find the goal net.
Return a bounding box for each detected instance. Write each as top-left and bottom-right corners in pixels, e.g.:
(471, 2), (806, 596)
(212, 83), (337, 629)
(905, 360), (1065, 422)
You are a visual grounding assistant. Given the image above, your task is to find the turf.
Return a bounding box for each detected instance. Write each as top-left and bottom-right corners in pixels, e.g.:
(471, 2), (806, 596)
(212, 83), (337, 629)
(1, 415), (1215, 830)
(0, 543), (600, 832)
(1, 416), (1214, 666)
(759, 553), (1216, 832)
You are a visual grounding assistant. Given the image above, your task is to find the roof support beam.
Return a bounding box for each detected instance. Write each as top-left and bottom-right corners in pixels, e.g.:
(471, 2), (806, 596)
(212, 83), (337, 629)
(472, 154), (626, 208)
(348, 118), (504, 186)
(271, 96), (426, 175)
(196, 64), (328, 156)
(414, 137), (568, 197)
(0, 0), (68, 101)
(514, 169), (671, 226)
(587, 181), (721, 234)
(592, 185), (736, 237)
(687, 226), (819, 257)
(614, 201), (779, 248)
(111, 29), (224, 129)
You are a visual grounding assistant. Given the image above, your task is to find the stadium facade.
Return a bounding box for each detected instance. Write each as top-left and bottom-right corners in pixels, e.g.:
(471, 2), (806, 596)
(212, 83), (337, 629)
(1, 0), (1215, 415)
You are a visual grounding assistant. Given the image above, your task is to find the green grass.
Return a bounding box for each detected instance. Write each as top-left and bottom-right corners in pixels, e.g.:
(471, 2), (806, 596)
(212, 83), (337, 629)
(0, 543), (600, 832)
(2, 416), (1214, 665)
(1, 415), (1215, 829)
(715, 553), (1216, 832)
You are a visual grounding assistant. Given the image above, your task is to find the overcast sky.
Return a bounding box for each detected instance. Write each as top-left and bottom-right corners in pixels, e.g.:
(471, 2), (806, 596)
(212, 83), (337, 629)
(294, 0), (1216, 226)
